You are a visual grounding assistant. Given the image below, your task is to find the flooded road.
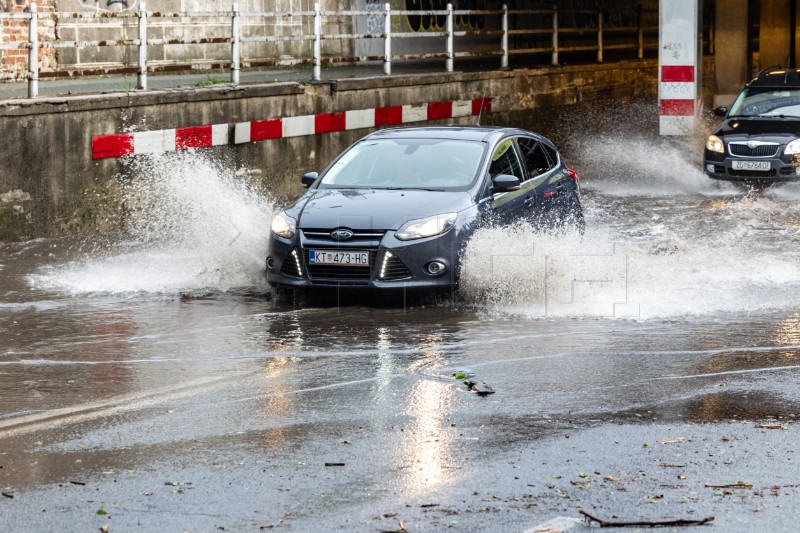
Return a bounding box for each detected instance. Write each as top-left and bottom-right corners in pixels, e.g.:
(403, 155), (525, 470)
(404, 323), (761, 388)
(3, 104), (800, 531)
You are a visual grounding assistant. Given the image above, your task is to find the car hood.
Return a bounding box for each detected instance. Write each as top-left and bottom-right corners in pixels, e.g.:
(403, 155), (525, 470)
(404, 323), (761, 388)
(715, 117), (800, 140)
(295, 188), (474, 230)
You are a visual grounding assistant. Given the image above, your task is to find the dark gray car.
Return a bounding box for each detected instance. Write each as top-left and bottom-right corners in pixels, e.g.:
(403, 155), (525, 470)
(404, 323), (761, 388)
(266, 126), (583, 293)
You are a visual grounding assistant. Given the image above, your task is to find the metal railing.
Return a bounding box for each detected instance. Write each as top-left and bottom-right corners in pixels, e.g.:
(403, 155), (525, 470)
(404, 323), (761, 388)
(0, 2), (659, 99)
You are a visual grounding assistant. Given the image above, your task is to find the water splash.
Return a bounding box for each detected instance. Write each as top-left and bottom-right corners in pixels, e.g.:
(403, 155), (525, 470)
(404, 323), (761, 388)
(460, 195), (800, 319)
(31, 152), (274, 294)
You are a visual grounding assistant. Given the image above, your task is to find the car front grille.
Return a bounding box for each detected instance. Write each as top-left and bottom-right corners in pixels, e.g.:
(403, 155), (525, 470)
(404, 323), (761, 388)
(729, 143), (780, 157)
(728, 168), (777, 178)
(306, 249), (378, 282)
(302, 229), (386, 243)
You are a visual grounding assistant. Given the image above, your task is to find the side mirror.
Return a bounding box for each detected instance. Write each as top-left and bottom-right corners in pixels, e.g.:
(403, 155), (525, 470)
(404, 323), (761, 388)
(490, 174), (521, 193)
(301, 171), (319, 188)
(714, 106), (728, 117)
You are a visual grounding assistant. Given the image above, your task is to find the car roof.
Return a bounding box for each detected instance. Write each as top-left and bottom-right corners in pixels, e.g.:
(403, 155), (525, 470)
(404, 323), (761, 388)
(748, 67), (800, 88)
(362, 125), (541, 144)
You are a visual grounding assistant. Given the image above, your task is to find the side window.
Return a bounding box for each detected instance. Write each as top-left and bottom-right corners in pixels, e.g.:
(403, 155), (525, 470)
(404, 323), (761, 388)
(488, 139), (524, 180)
(518, 137), (554, 179)
(543, 144), (560, 168)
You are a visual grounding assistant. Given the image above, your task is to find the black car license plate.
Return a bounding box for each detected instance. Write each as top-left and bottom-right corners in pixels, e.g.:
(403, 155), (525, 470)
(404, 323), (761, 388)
(309, 250), (370, 267)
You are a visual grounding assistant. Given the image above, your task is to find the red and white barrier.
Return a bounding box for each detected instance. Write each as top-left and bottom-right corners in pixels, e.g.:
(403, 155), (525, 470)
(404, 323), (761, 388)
(658, 0), (700, 136)
(92, 124), (228, 160)
(233, 98), (492, 143)
(91, 97), (492, 160)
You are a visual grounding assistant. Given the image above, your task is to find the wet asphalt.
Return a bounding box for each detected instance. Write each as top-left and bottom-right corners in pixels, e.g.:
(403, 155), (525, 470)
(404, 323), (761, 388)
(4, 96), (800, 531)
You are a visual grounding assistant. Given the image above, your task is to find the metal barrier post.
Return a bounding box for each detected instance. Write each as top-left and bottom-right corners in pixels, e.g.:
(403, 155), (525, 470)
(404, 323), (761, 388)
(383, 2), (391, 75)
(312, 3), (321, 81)
(27, 3), (38, 99)
(231, 3), (240, 84)
(501, 4), (508, 68)
(446, 3), (453, 72)
(597, 11), (603, 62)
(551, 4), (558, 65)
(137, 2), (147, 90)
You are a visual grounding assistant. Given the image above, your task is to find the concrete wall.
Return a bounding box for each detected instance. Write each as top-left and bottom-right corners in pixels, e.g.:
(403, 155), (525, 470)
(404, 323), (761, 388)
(0, 59), (660, 242)
(713, 0), (750, 107)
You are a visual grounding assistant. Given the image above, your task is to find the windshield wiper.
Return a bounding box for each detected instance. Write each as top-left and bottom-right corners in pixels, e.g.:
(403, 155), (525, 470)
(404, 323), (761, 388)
(753, 113), (800, 118)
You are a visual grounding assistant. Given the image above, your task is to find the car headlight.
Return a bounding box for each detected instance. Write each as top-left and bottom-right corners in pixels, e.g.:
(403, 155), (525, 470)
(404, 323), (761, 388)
(271, 211), (296, 239)
(395, 213), (456, 241)
(706, 135), (724, 153)
(784, 139), (800, 155)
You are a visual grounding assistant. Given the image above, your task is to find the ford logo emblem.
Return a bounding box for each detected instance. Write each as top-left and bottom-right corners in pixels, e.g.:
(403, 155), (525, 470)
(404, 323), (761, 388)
(330, 229), (354, 240)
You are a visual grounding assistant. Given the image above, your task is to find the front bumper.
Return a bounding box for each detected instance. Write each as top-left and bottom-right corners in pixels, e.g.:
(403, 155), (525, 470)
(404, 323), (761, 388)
(704, 151), (800, 181)
(266, 229), (462, 292)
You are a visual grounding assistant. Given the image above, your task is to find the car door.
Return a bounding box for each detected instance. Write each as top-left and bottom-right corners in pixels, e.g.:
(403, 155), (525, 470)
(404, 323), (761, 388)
(483, 138), (528, 226)
(516, 136), (568, 225)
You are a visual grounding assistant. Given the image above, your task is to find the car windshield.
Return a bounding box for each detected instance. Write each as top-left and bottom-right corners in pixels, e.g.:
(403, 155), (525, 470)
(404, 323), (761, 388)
(318, 138), (485, 190)
(729, 87), (800, 117)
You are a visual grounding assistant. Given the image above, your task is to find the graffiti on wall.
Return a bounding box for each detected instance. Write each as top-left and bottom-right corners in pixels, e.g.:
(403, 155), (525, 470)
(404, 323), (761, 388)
(365, 0), (486, 34)
(77, 0), (139, 12)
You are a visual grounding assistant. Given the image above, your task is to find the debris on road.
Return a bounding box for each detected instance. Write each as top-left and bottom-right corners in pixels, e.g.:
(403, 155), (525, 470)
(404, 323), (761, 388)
(2, 491), (13, 499)
(579, 508), (715, 527)
(324, 462), (345, 467)
(755, 422), (785, 429)
(464, 379), (495, 395)
(704, 482), (753, 489)
(452, 369), (475, 380)
(452, 368), (495, 395)
(379, 520), (408, 533)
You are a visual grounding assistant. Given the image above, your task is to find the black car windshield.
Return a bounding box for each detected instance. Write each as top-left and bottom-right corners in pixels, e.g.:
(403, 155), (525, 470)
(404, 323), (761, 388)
(729, 87), (800, 117)
(318, 138), (485, 190)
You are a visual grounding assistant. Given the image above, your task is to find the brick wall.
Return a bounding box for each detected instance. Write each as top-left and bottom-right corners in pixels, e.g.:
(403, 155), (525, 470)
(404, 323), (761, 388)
(1, 0), (56, 80)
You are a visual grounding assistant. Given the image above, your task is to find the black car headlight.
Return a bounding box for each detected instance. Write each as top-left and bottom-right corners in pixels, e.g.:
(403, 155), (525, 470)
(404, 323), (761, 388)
(271, 211), (297, 239)
(395, 213), (456, 241)
(706, 135), (724, 154)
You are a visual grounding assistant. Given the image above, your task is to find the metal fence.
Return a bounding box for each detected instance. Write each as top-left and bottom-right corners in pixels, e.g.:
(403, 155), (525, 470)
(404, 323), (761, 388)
(0, 2), (659, 99)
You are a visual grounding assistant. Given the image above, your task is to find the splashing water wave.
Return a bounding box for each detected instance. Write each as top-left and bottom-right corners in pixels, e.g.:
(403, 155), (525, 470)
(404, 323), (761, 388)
(31, 152), (275, 294)
(459, 219), (800, 320)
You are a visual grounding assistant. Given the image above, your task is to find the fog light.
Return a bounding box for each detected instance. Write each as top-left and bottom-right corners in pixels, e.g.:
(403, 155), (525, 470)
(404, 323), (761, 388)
(266, 257), (276, 271)
(706, 164), (715, 173)
(426, 261), (446, 276)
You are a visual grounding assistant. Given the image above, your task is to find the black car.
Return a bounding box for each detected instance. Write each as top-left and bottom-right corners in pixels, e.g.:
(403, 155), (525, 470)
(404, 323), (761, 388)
(266, 126), (583, 293)
(705, 66), (800, 182)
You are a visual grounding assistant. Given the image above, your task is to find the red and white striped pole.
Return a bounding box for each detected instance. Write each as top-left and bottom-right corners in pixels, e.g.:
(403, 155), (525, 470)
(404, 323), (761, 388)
(658, 0), (701, 136)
